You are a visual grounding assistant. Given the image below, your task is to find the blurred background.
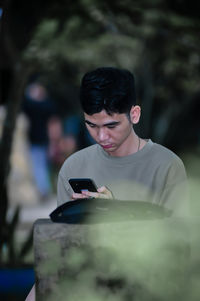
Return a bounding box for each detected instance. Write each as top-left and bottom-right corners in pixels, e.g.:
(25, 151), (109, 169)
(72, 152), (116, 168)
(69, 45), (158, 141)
(0, 0), (200, 300)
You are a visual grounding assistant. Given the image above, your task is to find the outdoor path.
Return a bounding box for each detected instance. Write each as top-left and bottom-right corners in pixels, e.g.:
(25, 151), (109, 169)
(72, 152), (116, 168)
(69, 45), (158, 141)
(8, 195), (57, 237)
(19, 196), (56, 225)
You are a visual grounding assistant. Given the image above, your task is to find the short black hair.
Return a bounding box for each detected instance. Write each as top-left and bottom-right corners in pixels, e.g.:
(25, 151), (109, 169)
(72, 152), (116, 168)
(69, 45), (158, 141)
(80, 67), (136, 115)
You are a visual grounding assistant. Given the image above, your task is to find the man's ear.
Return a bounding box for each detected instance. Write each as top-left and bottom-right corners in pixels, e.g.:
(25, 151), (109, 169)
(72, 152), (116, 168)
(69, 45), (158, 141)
(129, 105), (141, 124)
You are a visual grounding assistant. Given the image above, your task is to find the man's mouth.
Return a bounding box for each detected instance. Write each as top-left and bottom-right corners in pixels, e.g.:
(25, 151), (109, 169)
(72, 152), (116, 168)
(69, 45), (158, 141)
(101, 144), (113, 149)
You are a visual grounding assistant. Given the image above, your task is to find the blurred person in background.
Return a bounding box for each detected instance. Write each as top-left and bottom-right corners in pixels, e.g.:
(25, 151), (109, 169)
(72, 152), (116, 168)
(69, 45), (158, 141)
(47, 116), (71, 192)
(48, 116), (64, 171)
(48, 114), (95, 192)
(63, 114), (95, 149)
(23, 82), (57, 201)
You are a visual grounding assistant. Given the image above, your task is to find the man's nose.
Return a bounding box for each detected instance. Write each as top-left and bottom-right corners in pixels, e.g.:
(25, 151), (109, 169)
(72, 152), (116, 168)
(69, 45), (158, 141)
(98, 128), (108, 141)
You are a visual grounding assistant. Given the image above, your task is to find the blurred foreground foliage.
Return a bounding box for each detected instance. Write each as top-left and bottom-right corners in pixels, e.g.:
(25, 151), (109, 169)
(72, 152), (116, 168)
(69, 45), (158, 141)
(35, 217), (199, 301)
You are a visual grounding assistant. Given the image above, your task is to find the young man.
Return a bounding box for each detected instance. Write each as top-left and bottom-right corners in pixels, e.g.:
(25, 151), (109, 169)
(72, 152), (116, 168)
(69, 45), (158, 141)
(57, 67), (189, 217)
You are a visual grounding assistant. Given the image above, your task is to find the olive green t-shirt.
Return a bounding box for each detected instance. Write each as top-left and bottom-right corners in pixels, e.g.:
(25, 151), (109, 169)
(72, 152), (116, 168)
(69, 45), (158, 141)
(57, 140), (189, 217)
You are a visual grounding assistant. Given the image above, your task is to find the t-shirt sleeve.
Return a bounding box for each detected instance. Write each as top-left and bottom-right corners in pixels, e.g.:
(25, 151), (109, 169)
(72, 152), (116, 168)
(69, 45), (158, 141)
(160, 158), (190, 217)
(57, 172), (72, 206)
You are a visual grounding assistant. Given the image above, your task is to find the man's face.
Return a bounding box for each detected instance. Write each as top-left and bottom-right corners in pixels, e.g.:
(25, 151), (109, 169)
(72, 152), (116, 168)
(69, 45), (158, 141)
(84, 110), (134, 157)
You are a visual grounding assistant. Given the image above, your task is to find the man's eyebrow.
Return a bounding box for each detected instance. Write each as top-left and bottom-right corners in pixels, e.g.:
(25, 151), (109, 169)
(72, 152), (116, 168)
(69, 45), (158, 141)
(85, 120), (96, 126)
(104, 121), (120, 126)
(85, 120), (120, 126)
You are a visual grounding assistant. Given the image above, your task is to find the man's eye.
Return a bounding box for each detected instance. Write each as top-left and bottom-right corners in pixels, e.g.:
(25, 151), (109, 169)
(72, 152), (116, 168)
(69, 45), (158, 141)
(107, 125), (116, 129)
(89, 124), (96, 128)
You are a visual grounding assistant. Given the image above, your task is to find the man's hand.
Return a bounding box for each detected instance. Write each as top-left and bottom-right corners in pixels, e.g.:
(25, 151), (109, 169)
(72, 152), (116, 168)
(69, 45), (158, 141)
(72, 186), (113, 200)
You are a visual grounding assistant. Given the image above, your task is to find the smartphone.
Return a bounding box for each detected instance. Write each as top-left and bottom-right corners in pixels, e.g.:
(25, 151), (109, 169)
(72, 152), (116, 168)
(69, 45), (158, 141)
(68, 178), (98, 193)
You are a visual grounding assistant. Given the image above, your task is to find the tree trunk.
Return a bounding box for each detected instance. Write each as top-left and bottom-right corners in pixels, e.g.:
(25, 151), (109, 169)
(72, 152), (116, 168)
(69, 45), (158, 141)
(0, 62), (31, 262)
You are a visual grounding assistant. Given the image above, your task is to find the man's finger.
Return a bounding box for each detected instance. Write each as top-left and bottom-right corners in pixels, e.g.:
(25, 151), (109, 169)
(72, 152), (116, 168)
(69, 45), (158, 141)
(81, 190), (99, 198)
(97, 186), (113, 198)
(97, 186), (107, 193)
(72, 193), (87, 199)
(98, 193), (110, 199)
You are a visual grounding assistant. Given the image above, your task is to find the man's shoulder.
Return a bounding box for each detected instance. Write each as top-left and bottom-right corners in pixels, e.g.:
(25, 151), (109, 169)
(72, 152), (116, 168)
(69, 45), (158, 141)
(151, 142), (184, 167)
(59, 144), (98, 174)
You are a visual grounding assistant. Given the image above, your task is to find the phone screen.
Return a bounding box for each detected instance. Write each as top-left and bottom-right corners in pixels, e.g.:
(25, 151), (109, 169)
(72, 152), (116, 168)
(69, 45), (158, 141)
(69, 178), (98, 193)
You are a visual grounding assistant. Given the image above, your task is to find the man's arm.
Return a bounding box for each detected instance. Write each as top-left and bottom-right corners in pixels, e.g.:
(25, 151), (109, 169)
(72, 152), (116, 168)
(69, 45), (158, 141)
(57, 172), (72, 206)
(159, 158), (190, 217)
(161, 179), (189, 217)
